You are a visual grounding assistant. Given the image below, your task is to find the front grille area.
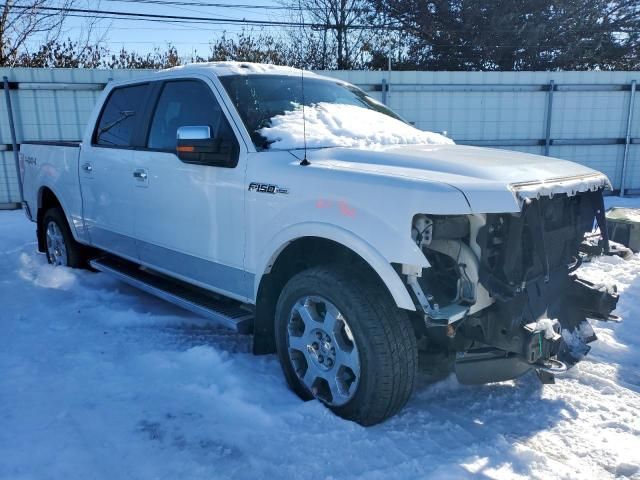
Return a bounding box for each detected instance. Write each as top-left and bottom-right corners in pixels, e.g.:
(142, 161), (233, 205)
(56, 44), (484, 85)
(476, 189), (602, 301)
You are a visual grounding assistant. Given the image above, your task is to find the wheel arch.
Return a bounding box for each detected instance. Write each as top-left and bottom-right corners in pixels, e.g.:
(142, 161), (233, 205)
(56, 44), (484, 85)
(252, 233), (418, 355)
(36, 186), (78, 252)
(37, 186), (62, 252)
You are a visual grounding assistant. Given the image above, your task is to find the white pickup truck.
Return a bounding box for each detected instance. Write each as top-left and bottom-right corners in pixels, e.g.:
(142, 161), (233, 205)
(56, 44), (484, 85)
(20, 62), (620, 425)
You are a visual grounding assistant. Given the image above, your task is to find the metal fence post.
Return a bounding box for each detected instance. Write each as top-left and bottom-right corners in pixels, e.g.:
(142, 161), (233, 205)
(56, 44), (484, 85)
(381, 78), (388, 105)
(3, 76), (22, 203)
(620, 79), (636, 197)
(544, 80), (555, 156)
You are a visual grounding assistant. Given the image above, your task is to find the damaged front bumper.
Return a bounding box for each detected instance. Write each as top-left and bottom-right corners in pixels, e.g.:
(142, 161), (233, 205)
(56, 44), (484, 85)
(454, 274), (619, 385)
(407, 187), (621, 385)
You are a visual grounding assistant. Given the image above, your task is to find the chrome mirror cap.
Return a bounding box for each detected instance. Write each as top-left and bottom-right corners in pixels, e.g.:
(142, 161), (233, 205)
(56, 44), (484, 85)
(177, 125), (211, 140)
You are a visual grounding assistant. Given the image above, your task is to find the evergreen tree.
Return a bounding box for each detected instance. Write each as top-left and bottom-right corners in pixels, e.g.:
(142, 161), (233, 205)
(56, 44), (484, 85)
(370, 0), (640, 70)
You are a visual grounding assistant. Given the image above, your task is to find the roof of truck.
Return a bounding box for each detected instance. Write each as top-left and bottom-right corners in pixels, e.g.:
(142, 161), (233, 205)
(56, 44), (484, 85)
(162, 61), (321, 78)
(105, 61), (342, 93)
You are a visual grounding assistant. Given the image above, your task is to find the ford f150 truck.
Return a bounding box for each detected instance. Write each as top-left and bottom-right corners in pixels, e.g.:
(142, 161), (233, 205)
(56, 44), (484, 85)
(20, 62), (620, 425)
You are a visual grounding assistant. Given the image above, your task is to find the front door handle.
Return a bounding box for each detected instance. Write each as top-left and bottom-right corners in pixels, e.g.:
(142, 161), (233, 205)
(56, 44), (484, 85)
(82, 162), (93, 172)
(133, 169), (147, 180)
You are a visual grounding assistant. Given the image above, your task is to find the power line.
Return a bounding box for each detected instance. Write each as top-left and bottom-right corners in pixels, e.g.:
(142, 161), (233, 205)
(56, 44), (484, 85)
(4, 3), (389, 30)
(99, 0), (299, 10)
(14, 4), (634, 35)
(9, 3), (634, 48)
(47, 12), (226, 27)
(98, 0), (374, 15)
(37, 13), (630, 49)
(96, 0), (260, 22)
(17, 4), (300, 27)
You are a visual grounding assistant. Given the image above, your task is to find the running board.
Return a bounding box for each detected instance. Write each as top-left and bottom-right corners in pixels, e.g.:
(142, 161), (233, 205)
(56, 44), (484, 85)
(89, 255), (254, 334)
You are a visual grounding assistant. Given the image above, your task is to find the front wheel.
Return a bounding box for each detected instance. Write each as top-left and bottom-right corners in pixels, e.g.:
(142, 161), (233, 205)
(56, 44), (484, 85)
(42, 207), (86, 268)
(275, 266), (418, 426)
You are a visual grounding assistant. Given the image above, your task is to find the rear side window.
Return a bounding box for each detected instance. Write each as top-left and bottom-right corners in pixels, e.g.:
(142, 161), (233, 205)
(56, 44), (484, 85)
(94, 84), (149, 147)
(147, 80), (234, 151)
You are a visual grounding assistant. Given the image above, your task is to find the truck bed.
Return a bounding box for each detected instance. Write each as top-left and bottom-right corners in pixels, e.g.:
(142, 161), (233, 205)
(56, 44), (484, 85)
(20, 141), (84, 241)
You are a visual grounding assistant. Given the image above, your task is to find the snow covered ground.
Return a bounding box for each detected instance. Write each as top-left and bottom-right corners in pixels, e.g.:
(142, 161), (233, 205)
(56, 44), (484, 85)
(1, 198), (639, 480)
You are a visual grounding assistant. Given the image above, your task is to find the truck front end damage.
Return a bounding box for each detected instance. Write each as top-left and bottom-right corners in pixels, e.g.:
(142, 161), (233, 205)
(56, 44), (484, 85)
(406, 184), (620, 385)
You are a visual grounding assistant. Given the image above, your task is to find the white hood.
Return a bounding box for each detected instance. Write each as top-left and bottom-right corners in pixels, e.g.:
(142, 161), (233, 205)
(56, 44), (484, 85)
(292, 144), (611, 213)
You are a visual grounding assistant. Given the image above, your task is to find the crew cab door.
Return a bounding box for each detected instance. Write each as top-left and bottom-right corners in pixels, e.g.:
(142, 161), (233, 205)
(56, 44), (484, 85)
(79, 83), (152, 259)
(131, 78), (250, 301)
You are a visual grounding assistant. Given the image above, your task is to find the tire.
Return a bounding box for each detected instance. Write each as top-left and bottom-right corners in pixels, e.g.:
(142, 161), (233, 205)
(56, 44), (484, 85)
(275, 265), (418, 426)
(42, 207), (86, 268)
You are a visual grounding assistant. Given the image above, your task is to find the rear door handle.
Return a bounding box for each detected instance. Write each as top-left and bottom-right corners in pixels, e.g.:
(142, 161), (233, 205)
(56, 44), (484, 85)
(133, 169), (147, 180)
(82, 162), (92, 172)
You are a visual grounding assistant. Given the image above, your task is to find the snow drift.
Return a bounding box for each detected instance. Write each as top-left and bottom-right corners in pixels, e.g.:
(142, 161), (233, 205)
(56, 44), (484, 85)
(259, 102), (454, 150)
(1, 198), (639, 479)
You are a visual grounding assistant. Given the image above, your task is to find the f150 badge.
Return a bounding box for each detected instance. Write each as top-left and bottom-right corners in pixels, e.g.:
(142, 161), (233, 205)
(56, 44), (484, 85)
(248, 182), (289, 195)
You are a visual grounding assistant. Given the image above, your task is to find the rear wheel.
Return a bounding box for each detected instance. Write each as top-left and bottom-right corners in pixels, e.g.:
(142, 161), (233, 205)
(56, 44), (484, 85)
(42, 207), (86, 268)
(275, 266), (418, 426)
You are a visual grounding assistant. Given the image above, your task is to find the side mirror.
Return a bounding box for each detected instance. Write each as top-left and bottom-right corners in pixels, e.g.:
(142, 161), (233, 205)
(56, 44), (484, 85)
(176, 125), (239, 168)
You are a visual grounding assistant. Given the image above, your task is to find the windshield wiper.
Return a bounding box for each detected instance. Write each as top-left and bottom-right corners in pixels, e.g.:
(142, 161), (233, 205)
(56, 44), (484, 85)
(98, 110), (135, 138)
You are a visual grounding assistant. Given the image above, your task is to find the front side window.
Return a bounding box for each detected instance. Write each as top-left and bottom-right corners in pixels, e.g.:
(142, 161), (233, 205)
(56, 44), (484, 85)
(94, 83), (149, 147)
(148, 80), (234, 151)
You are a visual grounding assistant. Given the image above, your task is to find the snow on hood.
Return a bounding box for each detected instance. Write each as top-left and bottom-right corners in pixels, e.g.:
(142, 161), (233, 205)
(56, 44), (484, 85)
(259, 102), (454, 150)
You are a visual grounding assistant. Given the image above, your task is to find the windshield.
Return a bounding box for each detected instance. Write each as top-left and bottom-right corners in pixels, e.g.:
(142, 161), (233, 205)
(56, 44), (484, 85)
(219, 74), (405, 150)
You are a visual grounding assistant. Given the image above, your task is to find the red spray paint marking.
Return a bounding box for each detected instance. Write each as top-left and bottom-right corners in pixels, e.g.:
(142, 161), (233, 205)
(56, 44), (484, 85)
(339, 201), (356, 218)
(316, 198), (332, 209)
(315, 198), (357, 218)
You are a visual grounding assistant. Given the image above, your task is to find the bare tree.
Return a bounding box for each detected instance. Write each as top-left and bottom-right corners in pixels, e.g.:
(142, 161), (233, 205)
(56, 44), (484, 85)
(285, 0), (376, 69)
(0, 0), (92, 66)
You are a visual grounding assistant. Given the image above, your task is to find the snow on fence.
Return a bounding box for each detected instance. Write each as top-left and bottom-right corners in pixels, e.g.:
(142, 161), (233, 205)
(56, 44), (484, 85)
(1, 67), (639, 208)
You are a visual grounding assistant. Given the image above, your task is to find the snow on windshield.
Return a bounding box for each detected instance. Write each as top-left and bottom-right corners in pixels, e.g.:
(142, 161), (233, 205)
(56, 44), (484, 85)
(258, 102), (454, 150)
